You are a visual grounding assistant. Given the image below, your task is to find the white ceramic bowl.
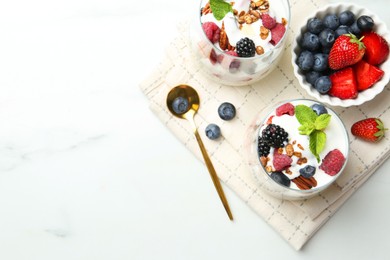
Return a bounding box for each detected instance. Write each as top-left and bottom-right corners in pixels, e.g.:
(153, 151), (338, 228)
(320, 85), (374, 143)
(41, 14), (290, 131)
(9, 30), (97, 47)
(291, 3), (390, 107)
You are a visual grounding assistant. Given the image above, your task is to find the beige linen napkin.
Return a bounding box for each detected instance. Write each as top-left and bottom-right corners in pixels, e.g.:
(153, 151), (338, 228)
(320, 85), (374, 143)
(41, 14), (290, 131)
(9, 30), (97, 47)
(140, 0), (390, 250)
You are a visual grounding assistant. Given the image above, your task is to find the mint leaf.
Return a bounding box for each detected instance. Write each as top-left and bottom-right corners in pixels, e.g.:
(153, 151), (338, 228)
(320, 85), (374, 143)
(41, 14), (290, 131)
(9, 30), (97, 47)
(210, 0), (233, 21)
(309, 130), (326, 162)
(296, 104), (331, 161)
(315, 114), (331, 130)
(298, 122), (315, 135)
(295, 105), (317, 126)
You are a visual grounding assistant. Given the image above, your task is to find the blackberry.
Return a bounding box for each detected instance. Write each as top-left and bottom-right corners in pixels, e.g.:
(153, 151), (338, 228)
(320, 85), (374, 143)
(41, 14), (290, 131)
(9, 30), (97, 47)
(236, 37), (256, 57)
(262, 124), (289, 148)
(257, 137), (271, 157)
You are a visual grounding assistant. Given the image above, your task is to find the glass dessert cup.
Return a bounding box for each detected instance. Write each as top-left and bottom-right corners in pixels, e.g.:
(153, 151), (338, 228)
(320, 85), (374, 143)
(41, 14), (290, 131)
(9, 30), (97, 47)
(245, 99), (349, 200)
(189, 0), (291, 86)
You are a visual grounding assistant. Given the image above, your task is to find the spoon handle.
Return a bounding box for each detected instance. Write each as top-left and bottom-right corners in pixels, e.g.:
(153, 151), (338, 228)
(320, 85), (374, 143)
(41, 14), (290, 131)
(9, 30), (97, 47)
(193, 129), (233, 221)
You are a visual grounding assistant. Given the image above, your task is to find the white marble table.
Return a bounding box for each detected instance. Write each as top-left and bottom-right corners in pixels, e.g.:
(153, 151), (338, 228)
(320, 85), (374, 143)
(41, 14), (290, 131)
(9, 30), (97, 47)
(0, 0), (389, 259)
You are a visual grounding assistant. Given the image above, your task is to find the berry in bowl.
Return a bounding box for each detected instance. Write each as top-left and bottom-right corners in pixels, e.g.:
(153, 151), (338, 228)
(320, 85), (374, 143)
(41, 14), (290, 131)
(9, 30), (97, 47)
(189, 0), (290, 86)
(245, 99), (349, 200)
(292, 3), (390, 107)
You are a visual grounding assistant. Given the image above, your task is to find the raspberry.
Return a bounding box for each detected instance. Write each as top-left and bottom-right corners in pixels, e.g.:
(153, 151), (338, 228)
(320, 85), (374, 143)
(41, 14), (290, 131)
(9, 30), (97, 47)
(217, 50), (238, 63)
(270, 23), (286, 45)
(226, 51), (240, 71)
(319, 149), (346, 176)
(276, 102), (295, 116)
(225, 50), (238, 57)
(202, 22), (221, 43)
(262, 14), (276, 29)
(217, 51), (241, 71)
(273, 150), (293, 171)
(209, 49), (218, 64)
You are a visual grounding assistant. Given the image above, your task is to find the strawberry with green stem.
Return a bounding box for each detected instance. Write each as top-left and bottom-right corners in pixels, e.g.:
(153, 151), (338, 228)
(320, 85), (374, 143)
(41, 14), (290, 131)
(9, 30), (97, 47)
(329, 33), (366, 70)
(351, 118), (388, 142)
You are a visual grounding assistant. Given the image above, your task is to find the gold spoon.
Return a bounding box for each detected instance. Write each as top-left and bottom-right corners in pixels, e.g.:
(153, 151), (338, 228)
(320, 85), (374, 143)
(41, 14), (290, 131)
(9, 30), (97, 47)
(166, 84), (233, 221)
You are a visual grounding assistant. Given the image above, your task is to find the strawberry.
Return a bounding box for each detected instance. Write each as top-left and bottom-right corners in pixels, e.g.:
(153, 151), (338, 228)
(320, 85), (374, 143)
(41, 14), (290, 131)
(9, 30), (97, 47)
(361, 31), (390, 65)
(354, 60), (384, 91)
(328, 34), (365, 70)
(351, 118), (387, 142)
(329, 67), (358, 99)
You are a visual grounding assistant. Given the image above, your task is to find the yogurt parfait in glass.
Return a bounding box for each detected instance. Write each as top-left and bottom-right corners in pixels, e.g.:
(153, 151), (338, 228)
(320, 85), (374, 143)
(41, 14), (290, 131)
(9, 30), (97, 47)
(246, 99), (349, 200)
(189, 0), (291, 86)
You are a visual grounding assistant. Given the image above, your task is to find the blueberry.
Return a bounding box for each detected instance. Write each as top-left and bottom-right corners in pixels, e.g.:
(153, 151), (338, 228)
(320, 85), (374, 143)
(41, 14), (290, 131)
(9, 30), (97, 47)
(270, 171), (291, 187)
(322, 46), (332, 54)
(218, 102), (236, 120)
(297, 50), (314, 71)
(314, 76), (332, 94)
(319, 28), (336, 48)
(205, 124), (221, 140)
(299, 165), (316, 178)
(357, 15), (374, 32)
(305, 71), (322, 86)
(313, 53), (328, 72)
(307, 17), (324, 34)
(323, 14), (340, 30)
(301, 32), (320, 52)
(172, 96), (189, 114)
(335, 25), (350, 38)
(350, 21), (361, 37)
(311, 103), (328, 115)
(339, 10), (355, 26)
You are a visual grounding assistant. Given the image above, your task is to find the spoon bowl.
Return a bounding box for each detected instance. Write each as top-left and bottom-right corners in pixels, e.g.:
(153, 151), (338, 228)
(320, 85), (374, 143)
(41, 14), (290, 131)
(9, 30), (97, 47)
(166, 84), (233, 220)
(167, 85), (199, 119)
